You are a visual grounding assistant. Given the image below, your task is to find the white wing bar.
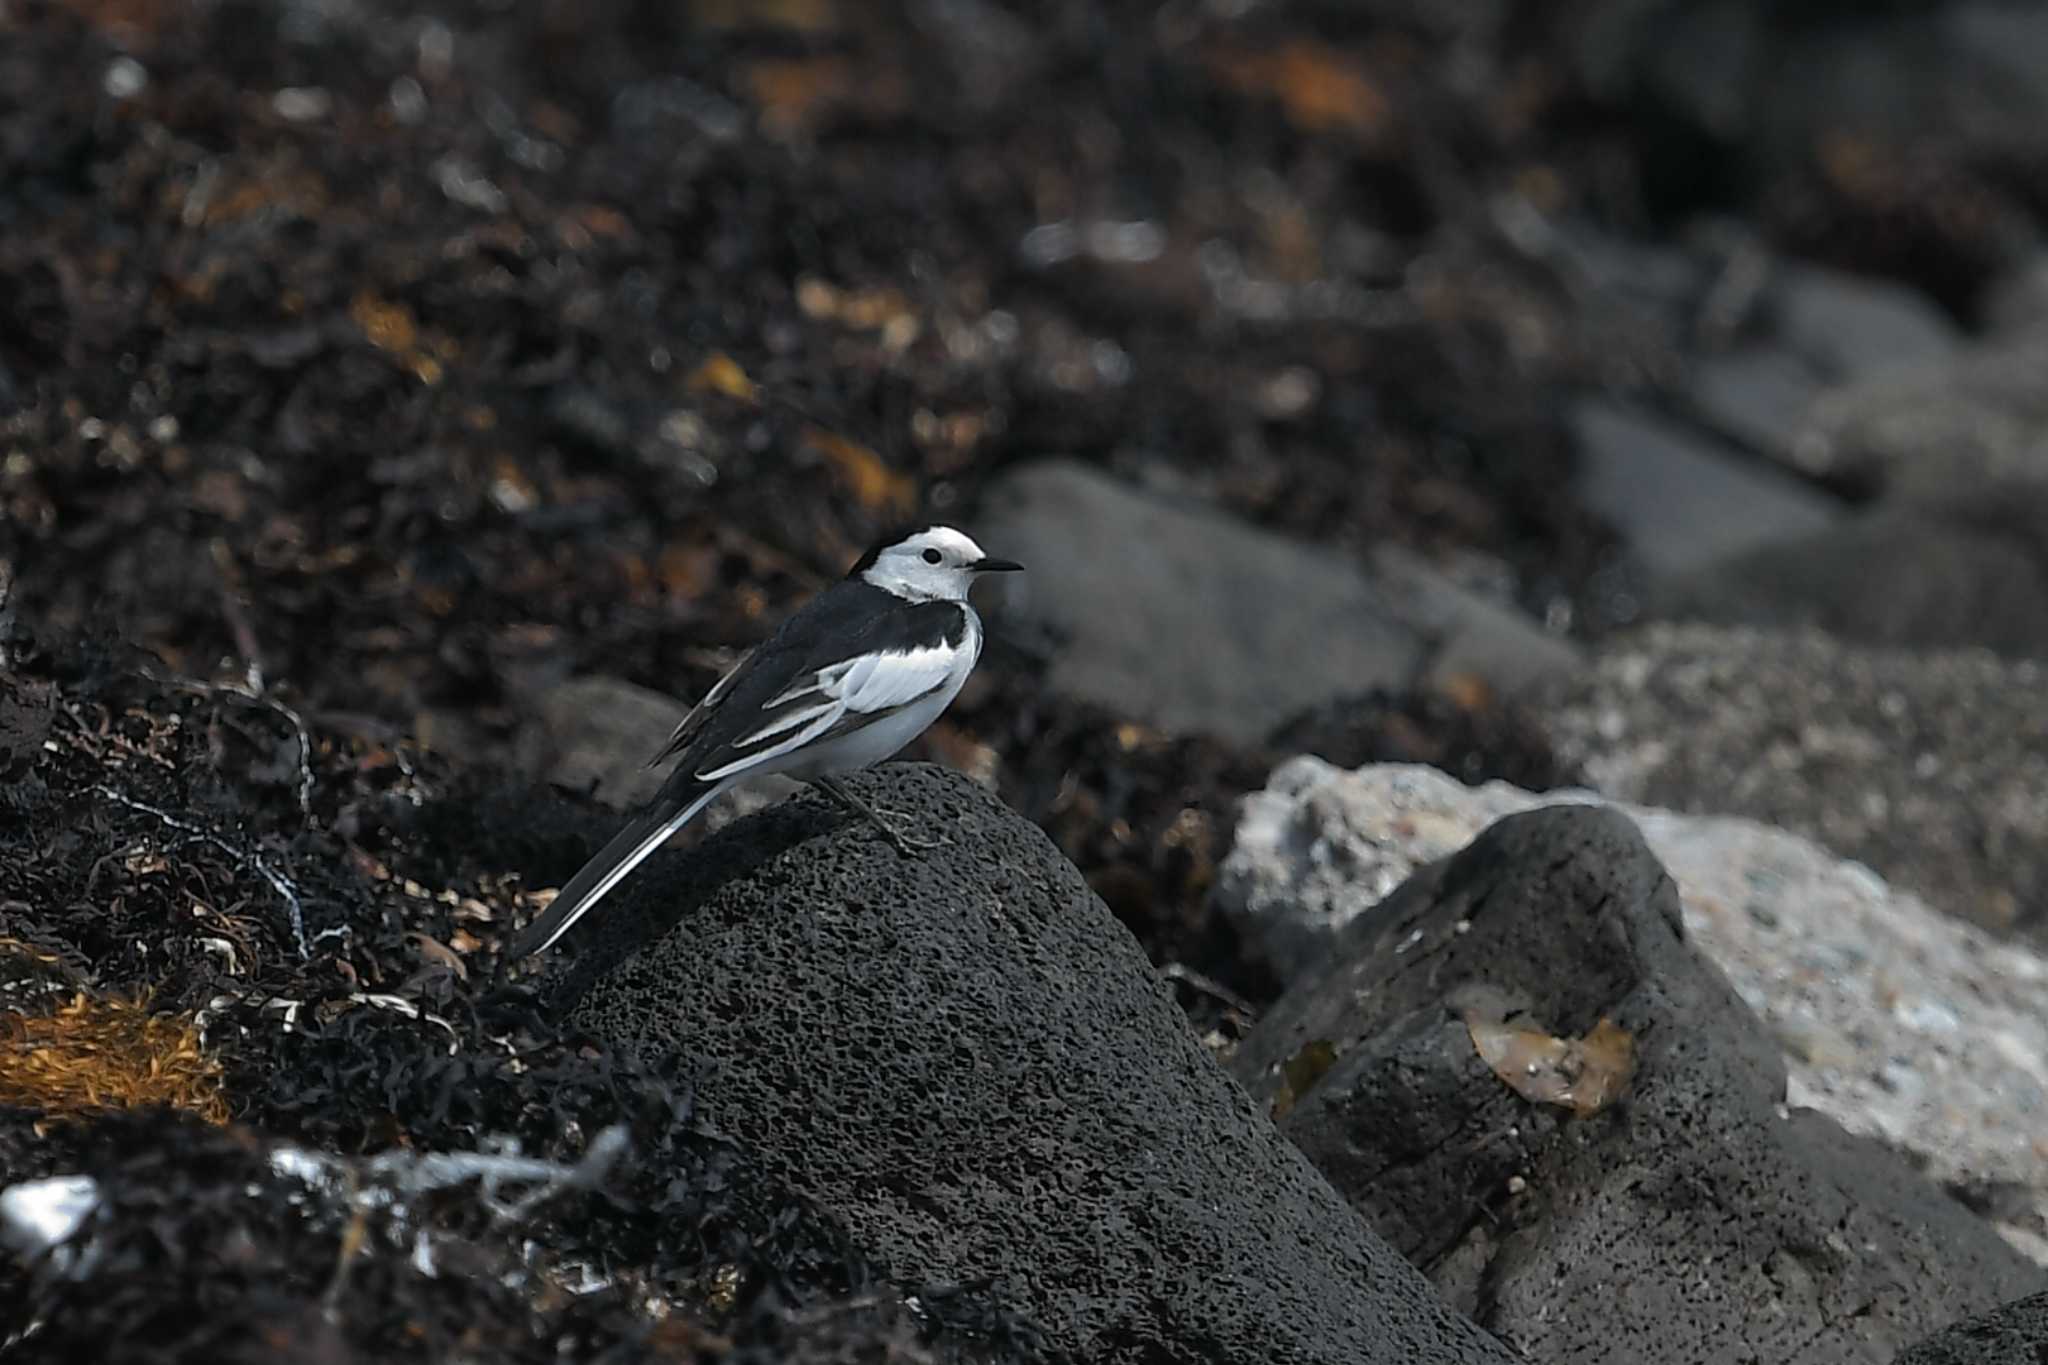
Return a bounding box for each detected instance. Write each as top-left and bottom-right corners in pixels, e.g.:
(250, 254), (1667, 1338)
(694, 643), (959, 783)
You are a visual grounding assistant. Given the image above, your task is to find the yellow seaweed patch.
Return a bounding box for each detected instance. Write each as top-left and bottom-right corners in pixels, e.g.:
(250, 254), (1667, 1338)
(0, 991), (231, 1124)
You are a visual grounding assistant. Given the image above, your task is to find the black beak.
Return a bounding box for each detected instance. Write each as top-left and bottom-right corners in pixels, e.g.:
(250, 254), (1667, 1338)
(971, 557), (1024, 573)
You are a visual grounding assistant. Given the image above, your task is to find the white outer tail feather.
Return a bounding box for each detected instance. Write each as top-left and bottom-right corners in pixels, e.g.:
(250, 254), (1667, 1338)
(516, 782), (727, 957)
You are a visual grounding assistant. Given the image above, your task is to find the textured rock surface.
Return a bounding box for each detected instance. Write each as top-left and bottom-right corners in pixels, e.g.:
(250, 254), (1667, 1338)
(1228, 802), (2047, 1364)
(1653, 486), (2048, 658)
(1218, 760), (2048, 1264)
(972, 459), (1575, 741)
(1896, 1291), (2048, 1365)
(1541, 623), (2048, 936)
(554, 763), (1519, 1365)
(1567, 400), (1839, 576)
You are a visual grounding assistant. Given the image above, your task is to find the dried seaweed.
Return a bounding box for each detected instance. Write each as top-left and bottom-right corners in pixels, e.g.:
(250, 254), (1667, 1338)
(0, 636), (1049, 1362)
(0, 993), (230, 1124)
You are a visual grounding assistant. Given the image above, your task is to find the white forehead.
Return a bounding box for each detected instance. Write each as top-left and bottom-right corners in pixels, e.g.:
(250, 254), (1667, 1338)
(894, 526), (985, 561)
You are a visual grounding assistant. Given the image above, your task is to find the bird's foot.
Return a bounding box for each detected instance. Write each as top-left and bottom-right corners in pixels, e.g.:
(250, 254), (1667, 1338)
(874, 818), (948, 858)
(816, 776), (948, 857)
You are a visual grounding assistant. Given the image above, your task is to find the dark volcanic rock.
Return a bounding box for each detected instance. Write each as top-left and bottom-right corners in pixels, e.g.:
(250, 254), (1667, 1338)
(1896, 1291), (2048, 1365)
(553, 763), (1518, 1365)
(1227, 805), (2046, 1365)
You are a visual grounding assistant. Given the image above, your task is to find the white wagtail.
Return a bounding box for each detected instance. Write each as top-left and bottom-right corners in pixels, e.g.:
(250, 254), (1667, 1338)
(507, 524), (1022, 959)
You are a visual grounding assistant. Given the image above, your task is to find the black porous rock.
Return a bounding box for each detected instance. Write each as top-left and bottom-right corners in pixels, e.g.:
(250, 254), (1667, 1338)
(1895, 1291), (2048, 1365)
(550, 763), (1519, 1365)
(1227, 804), (2047, 1365)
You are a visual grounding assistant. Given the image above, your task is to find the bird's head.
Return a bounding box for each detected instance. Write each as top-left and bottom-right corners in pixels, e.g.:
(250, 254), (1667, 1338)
(851, 525), (1023, 602)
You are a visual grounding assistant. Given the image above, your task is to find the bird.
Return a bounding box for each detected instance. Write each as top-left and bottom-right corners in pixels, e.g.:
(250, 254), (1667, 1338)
(506, 524), (1022, 959)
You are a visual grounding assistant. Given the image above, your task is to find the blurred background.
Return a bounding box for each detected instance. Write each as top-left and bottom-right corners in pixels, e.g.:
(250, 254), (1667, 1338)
(4, 0), (2046, 1011)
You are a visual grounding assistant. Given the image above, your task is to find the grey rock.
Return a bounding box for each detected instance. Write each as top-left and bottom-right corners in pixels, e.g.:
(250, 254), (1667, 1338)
(1570, 0), (1761, 139)
(1896, 1291), (2048, 1365)
(1794, 334), (2048, 493)
(1543, 219), (1705, 326)
(1568, 400), (1840, 577)
(1945, 4), (2048, 134)
(1541, 624), (2048, 936)
(1518, 217), (1701, 382)
(974, 460), (1574, 741)
(1574, 3), (2048, 174)
(523, 674), (687, 809)
(556, 763), (1519, 1365)
(1215, 759), (1413, 982)
(1686, 270), (1955, 467)
(1775, 264), (1960, 381)
(1367, 545), (1583, 697)
(1982, 253), (2048, 339)
(1641, 0), (1762, 140)
(1653, 484), (2048, 658)
(1218, 759), (2048, 1265)
(975, 459), (1413, 739)
(519, 673), (799, 825)
(1228, 803), (2047, 1365)
(1689, 346), (1826, 464)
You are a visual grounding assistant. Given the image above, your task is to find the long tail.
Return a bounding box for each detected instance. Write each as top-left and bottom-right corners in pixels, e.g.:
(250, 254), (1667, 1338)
(506, 783), (725, 960)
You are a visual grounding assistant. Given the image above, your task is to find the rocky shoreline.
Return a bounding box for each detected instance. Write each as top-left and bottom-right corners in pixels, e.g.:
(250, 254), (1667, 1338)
(5, 1), (2048, 1361)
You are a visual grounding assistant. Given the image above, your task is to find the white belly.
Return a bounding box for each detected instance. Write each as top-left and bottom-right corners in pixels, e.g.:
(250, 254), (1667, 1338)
(777, 607), (980, 780)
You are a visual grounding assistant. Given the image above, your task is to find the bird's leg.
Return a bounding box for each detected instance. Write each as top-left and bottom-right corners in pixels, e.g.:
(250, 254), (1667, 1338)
(814, 775), (947, 856)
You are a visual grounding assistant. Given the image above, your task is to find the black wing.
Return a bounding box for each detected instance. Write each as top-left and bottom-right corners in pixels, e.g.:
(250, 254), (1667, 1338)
(505, 587), (967, 960)
(647, 585), (969, 790)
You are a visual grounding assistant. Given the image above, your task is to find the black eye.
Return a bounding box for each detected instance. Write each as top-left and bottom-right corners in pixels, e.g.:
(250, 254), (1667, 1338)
(921, 548), (943, 564)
